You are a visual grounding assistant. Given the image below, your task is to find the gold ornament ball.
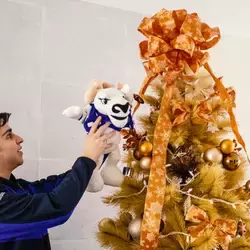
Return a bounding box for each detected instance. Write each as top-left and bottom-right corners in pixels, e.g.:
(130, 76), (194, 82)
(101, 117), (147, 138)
(220, 139), (235, 155)
(223, 152), (241, 171)
(139, 141), (153, 156)
(140, 156), (152, 170)
(133, 148), (143, 161)
(203, 147), (223, 163)
(128, 218), (142, 240)
(98, 218), (114, 231)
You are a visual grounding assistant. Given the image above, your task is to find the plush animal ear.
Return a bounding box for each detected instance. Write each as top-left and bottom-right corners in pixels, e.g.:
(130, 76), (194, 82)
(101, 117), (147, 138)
(84, 80), (114, 104)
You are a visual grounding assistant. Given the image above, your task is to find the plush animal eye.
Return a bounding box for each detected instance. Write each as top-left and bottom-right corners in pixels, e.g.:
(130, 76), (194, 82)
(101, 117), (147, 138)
(99, 98), (110, 105)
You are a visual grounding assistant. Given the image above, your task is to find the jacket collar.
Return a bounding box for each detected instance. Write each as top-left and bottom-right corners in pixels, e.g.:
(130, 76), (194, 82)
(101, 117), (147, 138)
(0, 174), (19, 189)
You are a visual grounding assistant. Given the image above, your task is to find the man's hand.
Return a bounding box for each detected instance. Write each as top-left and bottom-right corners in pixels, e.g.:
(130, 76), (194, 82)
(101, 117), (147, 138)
(82, 117), (115, 163)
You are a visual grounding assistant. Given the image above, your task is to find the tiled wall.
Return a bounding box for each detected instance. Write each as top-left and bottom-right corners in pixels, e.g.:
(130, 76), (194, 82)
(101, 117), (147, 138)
(1, 0), (250, 249)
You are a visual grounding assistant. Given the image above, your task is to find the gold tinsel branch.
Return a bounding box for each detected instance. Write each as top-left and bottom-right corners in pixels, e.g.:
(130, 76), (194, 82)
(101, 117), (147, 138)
(190, 229), (219, 250)
(158, 237), (182, 250)
(162, 206), (188, 250)
(229, 236), (250, 250)
(189, 124), (220, 151)
(163, 184), (183, 207)
(188, 164), (226, 197)
(149, 77), (165, 99)
(104, 177), (146, 215)
(97, 213), (139, 250)
(137, 115), (152, 127)
(138, 115), (154, 131)
(137, 114), (157, 142)
(121, 150), (135, 166)
(141, 94), (160, 108)
(97, 233), (137, 250)
(157, 242), (183, 250)
(169, 124), (190, 148)
(212, 191), (250, 221)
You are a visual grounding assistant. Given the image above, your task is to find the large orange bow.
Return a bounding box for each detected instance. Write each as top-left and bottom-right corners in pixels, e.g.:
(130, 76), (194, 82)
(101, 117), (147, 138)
(185, 205), (237, 250)
(139, 9), (220, 75)
(134, 8), (220, 114)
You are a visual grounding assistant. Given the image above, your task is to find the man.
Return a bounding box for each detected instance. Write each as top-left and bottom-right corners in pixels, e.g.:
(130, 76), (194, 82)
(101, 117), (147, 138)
(0, 112), (115, 250)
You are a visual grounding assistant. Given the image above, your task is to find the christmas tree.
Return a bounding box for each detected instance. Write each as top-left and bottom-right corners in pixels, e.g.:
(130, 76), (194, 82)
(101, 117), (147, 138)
(96, 9), (250, 250)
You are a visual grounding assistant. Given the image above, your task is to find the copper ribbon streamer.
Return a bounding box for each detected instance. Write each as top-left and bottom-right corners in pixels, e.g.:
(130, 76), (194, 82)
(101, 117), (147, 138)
(204, 63), (248, 158)
(140, 70), (179, 249)
(185, 205), (237, 250)
(133, 9), (246, 249)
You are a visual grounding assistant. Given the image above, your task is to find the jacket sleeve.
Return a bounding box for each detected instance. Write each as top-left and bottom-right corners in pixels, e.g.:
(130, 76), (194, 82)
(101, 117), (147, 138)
(18, 170), (72, 194)
(0, 157), (95, 236)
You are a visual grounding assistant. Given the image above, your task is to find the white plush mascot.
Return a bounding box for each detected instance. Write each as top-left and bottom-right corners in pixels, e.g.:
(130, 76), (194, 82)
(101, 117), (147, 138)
(62, 80), (134, 192)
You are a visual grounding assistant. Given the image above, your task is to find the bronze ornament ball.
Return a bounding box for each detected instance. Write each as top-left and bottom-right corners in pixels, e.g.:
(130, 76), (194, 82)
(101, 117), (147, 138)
(133, 148), (143, 161)
(223, 152), (241, 171)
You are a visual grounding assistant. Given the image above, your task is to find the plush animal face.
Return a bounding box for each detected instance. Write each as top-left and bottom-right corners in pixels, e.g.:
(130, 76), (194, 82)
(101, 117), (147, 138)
(84, 80), (133, 128)
(94, 87), (131, 128)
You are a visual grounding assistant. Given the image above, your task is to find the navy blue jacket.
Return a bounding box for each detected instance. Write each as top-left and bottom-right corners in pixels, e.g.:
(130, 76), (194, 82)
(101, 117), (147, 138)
(0, 156), (96, 250)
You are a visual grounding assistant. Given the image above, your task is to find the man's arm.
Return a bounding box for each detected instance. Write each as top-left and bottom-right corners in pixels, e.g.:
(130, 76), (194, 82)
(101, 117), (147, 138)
(17, 170), (72, 194)
(0, 157), (95, 237)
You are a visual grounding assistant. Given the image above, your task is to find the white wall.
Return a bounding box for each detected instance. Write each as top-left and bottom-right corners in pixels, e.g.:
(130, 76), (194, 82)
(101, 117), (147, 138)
(1, 0), (250, 249)
(83, 0), (250, 38)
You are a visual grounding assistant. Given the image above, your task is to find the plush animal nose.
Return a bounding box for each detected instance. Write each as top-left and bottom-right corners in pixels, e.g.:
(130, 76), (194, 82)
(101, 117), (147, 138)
(112, 102), (129, 113)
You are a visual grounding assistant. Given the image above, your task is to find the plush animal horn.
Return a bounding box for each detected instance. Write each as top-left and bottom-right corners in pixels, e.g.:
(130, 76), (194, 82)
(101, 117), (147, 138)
(120, 84), (130, 94)
(117, 83), (133, 105)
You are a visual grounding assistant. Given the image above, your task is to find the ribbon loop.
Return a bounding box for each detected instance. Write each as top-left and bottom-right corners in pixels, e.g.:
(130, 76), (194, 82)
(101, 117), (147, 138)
(185, 205), (237, 250)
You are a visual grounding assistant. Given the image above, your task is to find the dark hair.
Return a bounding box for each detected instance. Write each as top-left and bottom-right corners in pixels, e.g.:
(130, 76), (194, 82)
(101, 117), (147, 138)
(0, 113), (11, 127)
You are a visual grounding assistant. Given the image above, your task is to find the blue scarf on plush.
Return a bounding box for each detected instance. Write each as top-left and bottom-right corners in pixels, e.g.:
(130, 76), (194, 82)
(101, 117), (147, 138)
(81, 103), (134, 167)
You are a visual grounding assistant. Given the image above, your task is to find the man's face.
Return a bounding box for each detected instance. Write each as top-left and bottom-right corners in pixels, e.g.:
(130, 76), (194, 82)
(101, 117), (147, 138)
(0, 123), (24, 170)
